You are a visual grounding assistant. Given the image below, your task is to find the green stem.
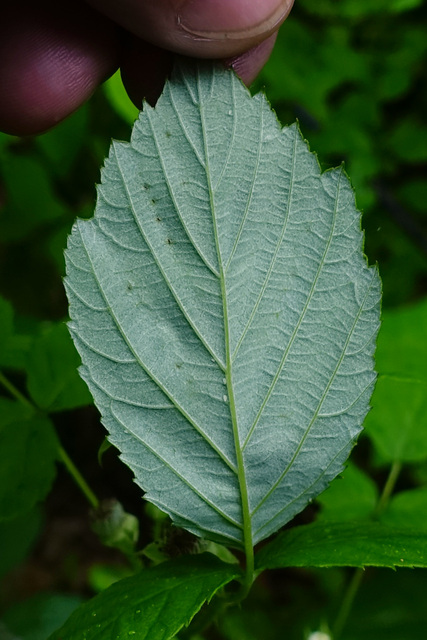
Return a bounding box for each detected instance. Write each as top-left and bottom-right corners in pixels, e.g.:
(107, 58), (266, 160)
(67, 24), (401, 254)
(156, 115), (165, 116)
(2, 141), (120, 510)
(331, 459), (403, 639)
(332, 568), (364, 640)
(58, 445), (99, 509)
(0, 370), (34, 410)
(199, 98), (255, 599)
(373, 460), (402, 518)
(0, 369), (99, 510)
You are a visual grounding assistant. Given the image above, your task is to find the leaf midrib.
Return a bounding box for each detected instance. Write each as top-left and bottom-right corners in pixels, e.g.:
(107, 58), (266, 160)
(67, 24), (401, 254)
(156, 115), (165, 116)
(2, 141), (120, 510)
(197, 68), (253, 553)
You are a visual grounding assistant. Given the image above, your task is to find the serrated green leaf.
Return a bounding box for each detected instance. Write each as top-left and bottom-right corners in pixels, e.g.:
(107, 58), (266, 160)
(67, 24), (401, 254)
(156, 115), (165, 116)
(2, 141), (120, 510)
(255, 521), (427, 570)
(26, 323), (92, 411)
(65, 60), (380, 549)
(0, 398), (58, 520)
(49, 554), (241, 640)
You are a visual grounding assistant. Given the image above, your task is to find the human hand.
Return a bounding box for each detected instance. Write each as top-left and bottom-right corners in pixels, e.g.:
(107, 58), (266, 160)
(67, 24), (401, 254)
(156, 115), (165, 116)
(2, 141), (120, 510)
(0, 0), (294, 136)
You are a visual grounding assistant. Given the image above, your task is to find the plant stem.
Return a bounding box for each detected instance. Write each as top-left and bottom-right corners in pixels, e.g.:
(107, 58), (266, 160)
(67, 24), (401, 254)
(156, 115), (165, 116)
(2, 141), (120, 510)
(373, 460), (402, 518)
(0, 370), (34, 410)
(331, 459), (403, 638)
(332, 568), (364, 640)
(58, 445), (99, 509)
(0, 369), (99, 510)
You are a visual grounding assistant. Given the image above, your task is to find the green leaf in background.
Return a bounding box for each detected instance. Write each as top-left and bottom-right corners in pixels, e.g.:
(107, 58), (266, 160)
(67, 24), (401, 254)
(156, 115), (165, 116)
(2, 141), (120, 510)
(2, 592), (84, 640)
(343, 570), (427, 640)
(26, 323), (92, 412)
(388, 118), (427, 163)
(316, 462), (379, 522)
(256, 521), (427, 570)
(0, 507), (42, 578)
(259, 20), (369, 122)
(0, 398), (58, 520)
(365, 298), (427, 463)
(0, 153), (65, 242)
(374, 297), (427, 380)
(35, 106), (89, 178)
(381, 486), (427, 531)
(367, 376), (427, 464)
(300, 0), (424, 18)
(103, 71), (139, 126)
(0, 295), (32, 370)
(65, 60), (380, 550)
(49, 554), (241, 640)
(398, 179), (427, 216)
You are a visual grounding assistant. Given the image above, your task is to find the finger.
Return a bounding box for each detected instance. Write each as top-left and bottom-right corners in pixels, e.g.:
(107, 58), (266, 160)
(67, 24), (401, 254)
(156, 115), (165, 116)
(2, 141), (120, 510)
(0, 0), (118, 136)
(119, 32), (276, 110)
(87, 0), (294, 58)
(227, 32), (278, 85)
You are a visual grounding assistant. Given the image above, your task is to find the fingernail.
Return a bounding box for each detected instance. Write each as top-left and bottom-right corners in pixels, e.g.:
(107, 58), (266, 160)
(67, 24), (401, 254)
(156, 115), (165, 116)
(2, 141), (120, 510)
(177, 0), (293, 40)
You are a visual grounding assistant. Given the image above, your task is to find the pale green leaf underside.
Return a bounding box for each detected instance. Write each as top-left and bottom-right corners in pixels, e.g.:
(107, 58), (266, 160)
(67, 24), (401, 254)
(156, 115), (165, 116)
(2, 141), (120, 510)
(65, 60), (380, 549)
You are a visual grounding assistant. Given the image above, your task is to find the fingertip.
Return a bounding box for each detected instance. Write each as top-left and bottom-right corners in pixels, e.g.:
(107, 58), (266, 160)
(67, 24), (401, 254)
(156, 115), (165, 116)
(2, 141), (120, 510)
(0, 1), (119, 136)
(87, 0), (294, 58)
(227, 33), (277, 86)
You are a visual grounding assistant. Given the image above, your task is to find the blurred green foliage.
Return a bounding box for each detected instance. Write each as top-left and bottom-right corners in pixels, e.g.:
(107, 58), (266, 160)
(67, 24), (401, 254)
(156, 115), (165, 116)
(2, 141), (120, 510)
(0, 0), (426, 638)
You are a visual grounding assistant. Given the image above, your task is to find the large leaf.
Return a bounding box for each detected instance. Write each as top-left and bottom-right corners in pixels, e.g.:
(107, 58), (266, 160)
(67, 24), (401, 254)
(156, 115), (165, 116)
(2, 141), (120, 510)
(49, 554), (241, 640)
(65, 60), (380, 549)
(256, 521), (427, 570)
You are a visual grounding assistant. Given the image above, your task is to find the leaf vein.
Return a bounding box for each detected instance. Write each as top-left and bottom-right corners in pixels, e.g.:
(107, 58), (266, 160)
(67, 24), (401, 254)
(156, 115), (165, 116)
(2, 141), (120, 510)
(251, 268), (377, 516)
(113, 144), (226, 371)
(242, 166), (344, 450)
(77, 223), (237, 473)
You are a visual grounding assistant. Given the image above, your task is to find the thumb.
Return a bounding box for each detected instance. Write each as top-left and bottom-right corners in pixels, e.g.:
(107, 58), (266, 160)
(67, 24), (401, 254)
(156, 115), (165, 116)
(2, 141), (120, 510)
(87, 0), (294, 58)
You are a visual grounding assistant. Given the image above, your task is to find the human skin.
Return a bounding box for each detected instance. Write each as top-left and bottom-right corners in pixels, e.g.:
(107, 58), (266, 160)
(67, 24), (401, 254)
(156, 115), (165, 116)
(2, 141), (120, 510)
(0, 0), (294, 136)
